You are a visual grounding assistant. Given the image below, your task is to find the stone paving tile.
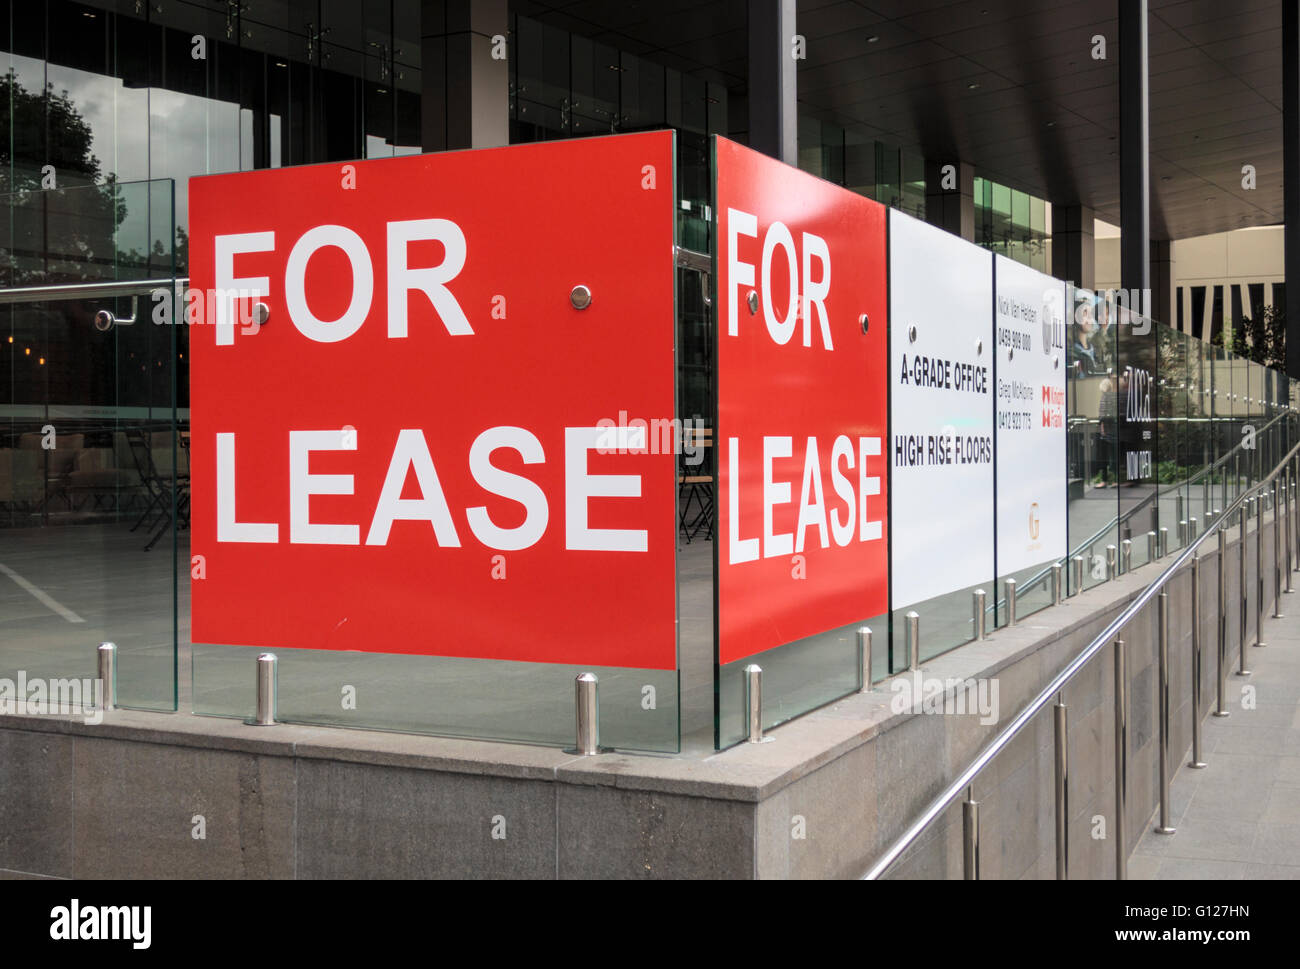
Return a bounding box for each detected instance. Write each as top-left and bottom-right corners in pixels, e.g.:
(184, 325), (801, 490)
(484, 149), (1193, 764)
(1138, 605), (1300, 879)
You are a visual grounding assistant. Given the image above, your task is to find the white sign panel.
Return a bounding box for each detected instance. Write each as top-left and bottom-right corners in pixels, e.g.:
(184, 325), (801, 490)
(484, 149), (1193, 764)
(889, 210), (995, 608)
(994, 256), (1068, 576)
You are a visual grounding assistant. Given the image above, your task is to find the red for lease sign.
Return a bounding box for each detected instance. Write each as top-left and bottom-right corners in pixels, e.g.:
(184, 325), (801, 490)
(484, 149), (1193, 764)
(715, 137), (889, 665)
(189, 131), (678, 670)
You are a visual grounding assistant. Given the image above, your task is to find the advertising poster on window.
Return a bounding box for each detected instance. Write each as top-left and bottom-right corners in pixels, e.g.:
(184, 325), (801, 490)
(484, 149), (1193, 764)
(889, 210), (994, 608)
(714, 137), (889, 664)
(994, 256), (1067, 575)
(188, 131), (679, 669)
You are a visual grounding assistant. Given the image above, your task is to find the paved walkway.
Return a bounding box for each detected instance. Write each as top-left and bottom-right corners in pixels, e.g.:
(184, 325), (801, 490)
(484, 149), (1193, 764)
(1132, 606), (1300, 878)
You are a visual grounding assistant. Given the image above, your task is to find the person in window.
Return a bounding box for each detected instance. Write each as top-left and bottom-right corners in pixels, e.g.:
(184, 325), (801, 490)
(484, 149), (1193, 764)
(1071, 299), (1105, 375)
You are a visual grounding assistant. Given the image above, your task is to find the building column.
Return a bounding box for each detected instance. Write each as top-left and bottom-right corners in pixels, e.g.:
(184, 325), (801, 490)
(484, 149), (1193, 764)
(1119, 0), (1151, 302)
(1051, 204), (1095, 291)
(1149, 239), (1175, 329)
(421, 0), (509, 152)
(924, 160), (975, 241)
(748, 0), (797, 164)
(1285, 1), (1300, 376)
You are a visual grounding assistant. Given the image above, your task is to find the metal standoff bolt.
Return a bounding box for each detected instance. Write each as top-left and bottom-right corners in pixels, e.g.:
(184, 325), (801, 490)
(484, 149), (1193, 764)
(568, 284), (593, 310)
(972, 589), (987, 640)
(96, 642), (117, 712)
(747, 290), (759, 315)
(253, 652), (278, 726)
(1051, 563), (1063, 606)
(906, 611), (921, 671)
(963, 787), (980, 881)
(859, 313), (869, 334)
(1190, 553), (1208, 768)
(1155, 592), (1176, 834)
(1004, 578), (1017, 626)
(1121, 539), (1132, 574)
(857, 627), (873, 692)
(575, 672), (600, 754)
(745, 664), (765, 743)
(1054, 696), (1069, 879)
(1106, 544), (1117, 582)
(1071, 555), (1084, 594)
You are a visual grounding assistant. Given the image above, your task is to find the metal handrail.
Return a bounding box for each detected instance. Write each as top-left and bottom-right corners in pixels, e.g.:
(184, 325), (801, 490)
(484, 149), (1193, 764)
(1003, 408), (1290, 607)
(0, 277), (186, 304)
(864, 434), (1300, 880)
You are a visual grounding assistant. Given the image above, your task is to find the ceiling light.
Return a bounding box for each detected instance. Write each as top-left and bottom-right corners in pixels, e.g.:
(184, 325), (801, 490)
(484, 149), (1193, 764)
(867, 35), (880, 43)
(968, 82), (980, 90)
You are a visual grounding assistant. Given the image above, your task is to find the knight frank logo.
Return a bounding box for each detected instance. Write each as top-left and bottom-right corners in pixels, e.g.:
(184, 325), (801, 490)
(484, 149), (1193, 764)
(1029, 502), (1041, 541)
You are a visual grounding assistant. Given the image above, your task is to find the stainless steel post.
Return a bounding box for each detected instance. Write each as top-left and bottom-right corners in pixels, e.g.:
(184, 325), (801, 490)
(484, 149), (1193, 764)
(963, 788), (980, 881)
(1215, 528), (1230, 717)
(1156, 592), (1176, 834)
(1256, 489), (1268, 646)
(1114, 638), (1128, 880)
(1072, 555), (1085, 593)
(575, 672), (600, 753)
(254, 652), (277, 726)
(744, 665), (763, 743)
(906, 611), (920, 670)
(857, 627), (872, 692)
(1159, 527), (1169, 558)
(1188, 516), (1198, 543)
(972, 590), (986, 641)
(1052, 564), (1063, 606)
(1176, 493), (1184, 529)
(1054, 696), (1069, 879)
(1106, 545), (1117, 582)
(1178, 519), (1188, 547)
(1286, 469), (1295, 591)
(96, 642), (116, 712)
(577, 671), (600, 749)
(1238, 510), (1253, 675)
(1121, 539), (1132, 574)
(1005, 578), (1017, 625)
(1147, 530), (1157, 562)
(1273, 480), (1284, 618)
(1190, 553), (1207, 768)
(1294, 459), (1300, 572)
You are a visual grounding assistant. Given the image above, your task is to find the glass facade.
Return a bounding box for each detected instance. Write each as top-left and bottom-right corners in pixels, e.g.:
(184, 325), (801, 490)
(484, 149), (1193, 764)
(2, 0), (422, 277)
(797, 114), (926, 219)
(974, 176), (1050, 272)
